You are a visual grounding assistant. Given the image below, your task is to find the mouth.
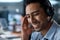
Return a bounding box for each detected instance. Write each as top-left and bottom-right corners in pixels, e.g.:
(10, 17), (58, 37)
(32, 21), (40, 25)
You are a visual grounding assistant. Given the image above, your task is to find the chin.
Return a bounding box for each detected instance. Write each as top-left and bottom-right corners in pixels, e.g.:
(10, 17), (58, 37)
(34, 28), (41, 32)
(32, 24), (42, 31)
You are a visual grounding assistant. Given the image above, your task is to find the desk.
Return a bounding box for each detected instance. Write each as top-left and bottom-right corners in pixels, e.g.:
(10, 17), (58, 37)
(12, 32), (22, 37)
(0, 31), (22, 40)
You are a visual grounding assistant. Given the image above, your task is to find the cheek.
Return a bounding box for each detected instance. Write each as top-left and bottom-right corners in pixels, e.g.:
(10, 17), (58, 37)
(35, 15), (48, 23)
(35, 15), (43, 22)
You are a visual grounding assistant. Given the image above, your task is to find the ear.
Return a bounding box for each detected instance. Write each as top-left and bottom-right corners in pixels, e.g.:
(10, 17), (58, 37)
(47, 16), (51, 21)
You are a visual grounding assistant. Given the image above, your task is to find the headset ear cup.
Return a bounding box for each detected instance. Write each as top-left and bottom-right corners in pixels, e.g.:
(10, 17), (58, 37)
(47, 9), (50, 16)
(46, 0), (54, 16)
(47, 7), (54, 16)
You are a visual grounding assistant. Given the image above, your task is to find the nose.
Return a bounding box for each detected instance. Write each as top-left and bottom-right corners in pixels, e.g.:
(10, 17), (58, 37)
(30, 15), (35, 23)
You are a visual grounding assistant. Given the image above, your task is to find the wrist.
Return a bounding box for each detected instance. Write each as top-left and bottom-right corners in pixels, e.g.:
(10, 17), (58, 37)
(22, 35), (29, 40)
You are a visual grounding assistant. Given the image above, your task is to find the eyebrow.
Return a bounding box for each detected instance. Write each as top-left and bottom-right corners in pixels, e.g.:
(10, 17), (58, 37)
(26, 9), (40, 15)
(31, 9), (40, 14)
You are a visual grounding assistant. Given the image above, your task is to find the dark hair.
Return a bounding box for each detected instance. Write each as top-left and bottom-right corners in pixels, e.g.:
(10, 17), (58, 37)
(23, 0), (54, 18)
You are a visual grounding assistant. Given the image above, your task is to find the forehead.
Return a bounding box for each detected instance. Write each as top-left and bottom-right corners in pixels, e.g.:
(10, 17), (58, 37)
(26, 3), (41, 14)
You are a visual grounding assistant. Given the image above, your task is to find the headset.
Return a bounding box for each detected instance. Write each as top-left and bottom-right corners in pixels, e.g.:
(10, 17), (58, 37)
(44, 0), (54, 17)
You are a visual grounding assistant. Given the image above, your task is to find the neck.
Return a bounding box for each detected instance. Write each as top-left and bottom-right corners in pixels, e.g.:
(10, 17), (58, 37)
(40, 20), (53, 36)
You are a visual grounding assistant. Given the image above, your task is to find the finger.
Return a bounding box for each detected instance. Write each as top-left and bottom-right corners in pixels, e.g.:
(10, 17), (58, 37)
(22, 16), (28, 30)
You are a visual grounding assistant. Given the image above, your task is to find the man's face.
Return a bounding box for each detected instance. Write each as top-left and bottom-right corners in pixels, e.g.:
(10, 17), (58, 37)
(26, 3), (49, 31)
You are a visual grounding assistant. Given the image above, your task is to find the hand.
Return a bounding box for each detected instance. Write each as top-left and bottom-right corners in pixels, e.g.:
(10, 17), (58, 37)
(21, 16), (33, 40)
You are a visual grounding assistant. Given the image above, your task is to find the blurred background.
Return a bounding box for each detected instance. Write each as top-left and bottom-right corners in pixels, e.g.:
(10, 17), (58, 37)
(50, 0), (60, 24)
(0, 0), (60, 40)
(0, 0), (23, 31)
(0, 0), (23, 40)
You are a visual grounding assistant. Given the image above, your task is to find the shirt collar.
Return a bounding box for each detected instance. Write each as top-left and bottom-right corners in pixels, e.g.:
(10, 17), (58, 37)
(43, 21), (58, 40)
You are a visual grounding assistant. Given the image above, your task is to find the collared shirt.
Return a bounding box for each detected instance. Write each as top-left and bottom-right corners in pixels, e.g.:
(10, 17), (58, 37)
(30, 21), (60, 40)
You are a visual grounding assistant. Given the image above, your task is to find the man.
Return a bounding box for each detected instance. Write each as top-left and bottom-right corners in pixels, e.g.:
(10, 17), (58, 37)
(21, 0), (60, 40)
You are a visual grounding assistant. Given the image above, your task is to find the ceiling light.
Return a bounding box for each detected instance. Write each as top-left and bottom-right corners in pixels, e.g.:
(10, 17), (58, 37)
(0, 0), (23, 2)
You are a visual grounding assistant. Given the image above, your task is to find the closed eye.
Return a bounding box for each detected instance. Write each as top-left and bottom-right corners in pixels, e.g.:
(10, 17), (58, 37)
(33, 12), (40, 16)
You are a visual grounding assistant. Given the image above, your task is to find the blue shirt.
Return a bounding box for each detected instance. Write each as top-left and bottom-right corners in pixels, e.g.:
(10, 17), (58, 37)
(31, 21), (60, 40)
